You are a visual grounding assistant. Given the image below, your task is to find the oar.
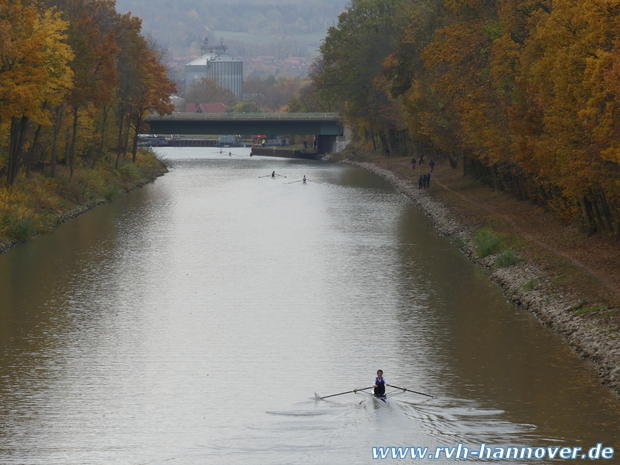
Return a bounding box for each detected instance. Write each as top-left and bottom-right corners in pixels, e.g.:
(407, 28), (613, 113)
(286, 179), (303, 184)
(275, 174), (287, 178)
(389, 385), (433, 398)
(258, 174), (273, 178)
(315, 386), (374, 400)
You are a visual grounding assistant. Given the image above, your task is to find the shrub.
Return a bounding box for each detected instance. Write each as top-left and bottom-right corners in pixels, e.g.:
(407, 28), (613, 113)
(103, 185), (123, 200)
(522, 278), (539, 290)
(117, 160), (140, 180)
(1, 212), (37, 241)
(495, 250), (521, 267)
(473, 228), (503, 258)
(29, 182), (63, 212)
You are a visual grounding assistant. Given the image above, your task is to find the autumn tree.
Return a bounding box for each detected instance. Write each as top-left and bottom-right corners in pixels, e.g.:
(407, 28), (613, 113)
(305, 0), (620, 235)
(0, 0), (176, 186)
(0, 0), (73, 185)
(61, 0), (120, 178)
(513, 0), (620, 234)
(126, 39), (176, 163)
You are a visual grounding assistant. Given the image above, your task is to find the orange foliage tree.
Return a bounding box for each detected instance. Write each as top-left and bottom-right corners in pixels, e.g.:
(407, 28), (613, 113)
(0, 0), (176, 187)
(310, 0), (620, 236)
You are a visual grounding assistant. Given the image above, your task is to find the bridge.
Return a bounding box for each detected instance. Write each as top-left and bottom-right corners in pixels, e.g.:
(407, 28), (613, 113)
(145, 112), (343, 136)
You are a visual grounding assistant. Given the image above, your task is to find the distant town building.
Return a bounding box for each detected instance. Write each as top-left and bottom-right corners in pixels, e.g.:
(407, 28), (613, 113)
(185, 39), (243, 100)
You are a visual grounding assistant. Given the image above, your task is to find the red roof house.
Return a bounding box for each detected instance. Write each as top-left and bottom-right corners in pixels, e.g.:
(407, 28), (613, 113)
(186, 103), (227, 113)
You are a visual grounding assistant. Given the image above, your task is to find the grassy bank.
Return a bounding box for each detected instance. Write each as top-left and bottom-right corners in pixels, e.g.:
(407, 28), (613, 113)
(0, 150), (168, 250)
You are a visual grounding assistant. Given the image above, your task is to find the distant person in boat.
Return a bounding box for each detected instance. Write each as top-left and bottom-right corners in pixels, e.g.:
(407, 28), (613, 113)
(303, 175), (306, 183)
(272, 171), (276, 178)
(373, 370), (390, 397)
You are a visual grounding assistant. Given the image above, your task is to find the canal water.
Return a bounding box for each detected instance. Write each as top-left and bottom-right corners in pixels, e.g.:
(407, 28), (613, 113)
(0, 147), (618, 464)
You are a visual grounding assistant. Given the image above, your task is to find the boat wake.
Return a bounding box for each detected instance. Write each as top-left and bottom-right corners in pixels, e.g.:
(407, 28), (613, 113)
(266, 409), (333, 417)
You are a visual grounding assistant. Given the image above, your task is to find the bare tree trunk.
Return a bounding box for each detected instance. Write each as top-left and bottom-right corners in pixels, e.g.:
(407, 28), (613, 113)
(595, 188), (615, 233)
(69, 106), (79, 180)
(92, 104), (111, 169)
(447, 152), (458, 169)
(8, 116), (29, 186)
(370, 132), (377, 151)
(50, 106), (63, 178)
(122, 114), (131, 161)
(580, 197), (596, 236)
(25, 123), (43, 177)
(378, 132), (389, 157)
(588, 188), (606, 233)
(488, 164), (500, 191)
(115, 110), (125, 169)
(131, 112), (144, 163)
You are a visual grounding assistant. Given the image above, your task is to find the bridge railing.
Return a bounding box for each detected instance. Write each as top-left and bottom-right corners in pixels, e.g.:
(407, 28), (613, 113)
(147, 112), (342, 121)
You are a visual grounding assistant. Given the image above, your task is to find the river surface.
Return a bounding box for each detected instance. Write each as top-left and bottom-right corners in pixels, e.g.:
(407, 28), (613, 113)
(0, 147), (618, 464)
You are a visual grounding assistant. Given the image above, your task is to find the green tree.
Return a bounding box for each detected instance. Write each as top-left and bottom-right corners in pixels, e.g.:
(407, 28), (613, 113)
(316, 0), (410, 154)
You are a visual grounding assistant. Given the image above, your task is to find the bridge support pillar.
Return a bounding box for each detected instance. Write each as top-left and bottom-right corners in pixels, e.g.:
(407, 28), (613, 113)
(316, 135), (336, 154)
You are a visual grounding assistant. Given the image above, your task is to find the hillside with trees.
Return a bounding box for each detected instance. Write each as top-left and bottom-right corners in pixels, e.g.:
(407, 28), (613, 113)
(310, 0), (620, 239)
(114, 0), (347, 76)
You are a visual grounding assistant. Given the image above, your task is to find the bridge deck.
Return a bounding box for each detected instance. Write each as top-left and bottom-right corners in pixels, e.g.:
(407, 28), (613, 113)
(145, 112), (343, 136)
(148, 112), (341, 121)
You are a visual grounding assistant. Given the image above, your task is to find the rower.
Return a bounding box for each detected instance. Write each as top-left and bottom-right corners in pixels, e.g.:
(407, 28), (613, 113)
(373, 369), (390, 398)
(303, 175), (306, 183)
(272, 171), (276, 178)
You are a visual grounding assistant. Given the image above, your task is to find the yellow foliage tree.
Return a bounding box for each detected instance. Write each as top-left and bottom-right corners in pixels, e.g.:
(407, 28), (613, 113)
(0, 0), (73, 185)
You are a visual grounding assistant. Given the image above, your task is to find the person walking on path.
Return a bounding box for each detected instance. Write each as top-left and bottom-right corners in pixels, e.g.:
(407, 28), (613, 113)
(429, 159), (435, 172)
(411, 157), (417, 170)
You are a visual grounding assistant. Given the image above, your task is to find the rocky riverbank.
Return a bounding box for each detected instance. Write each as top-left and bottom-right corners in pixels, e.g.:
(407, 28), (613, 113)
(345, 159), (620, 399)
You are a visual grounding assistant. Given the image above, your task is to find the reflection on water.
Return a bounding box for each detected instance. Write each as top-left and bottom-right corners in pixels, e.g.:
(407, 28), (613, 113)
(0, 147), (618, 464)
